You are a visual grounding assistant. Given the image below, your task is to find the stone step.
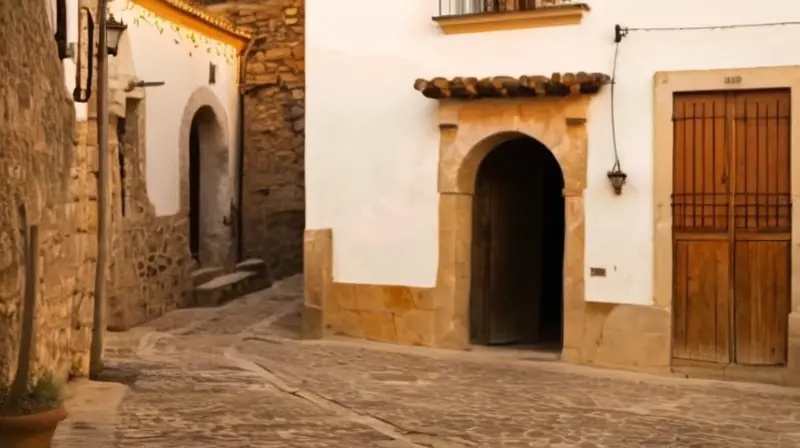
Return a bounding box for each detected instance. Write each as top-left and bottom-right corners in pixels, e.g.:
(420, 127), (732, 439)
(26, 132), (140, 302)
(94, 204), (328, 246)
(191, 266), (224, 287)
(235, 258), (272, 290)
(236, 258), (266, 274)
(194, 271), (255, 307)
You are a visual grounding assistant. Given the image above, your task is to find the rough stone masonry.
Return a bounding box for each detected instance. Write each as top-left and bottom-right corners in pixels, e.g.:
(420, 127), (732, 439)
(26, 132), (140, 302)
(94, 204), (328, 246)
(207, 0), (306, 282)
(0, 0), (92, 386)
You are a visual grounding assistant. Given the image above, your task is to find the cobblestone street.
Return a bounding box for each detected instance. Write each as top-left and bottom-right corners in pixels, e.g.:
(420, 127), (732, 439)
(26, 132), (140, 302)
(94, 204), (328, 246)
(55, 276), (800, 447)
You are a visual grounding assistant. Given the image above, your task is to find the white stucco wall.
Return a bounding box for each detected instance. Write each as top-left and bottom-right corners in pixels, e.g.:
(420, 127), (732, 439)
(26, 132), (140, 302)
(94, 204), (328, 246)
(306, 0), (800, 304)
(109, 0), (240, 216)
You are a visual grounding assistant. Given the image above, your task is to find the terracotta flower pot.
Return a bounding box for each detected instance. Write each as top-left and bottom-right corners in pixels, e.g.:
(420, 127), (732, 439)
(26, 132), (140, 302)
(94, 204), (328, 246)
(0, 407), (68, 448)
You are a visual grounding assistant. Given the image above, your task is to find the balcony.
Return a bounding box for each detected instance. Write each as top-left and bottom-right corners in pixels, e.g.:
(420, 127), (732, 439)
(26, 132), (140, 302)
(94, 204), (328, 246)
(434, 0), (589, 35)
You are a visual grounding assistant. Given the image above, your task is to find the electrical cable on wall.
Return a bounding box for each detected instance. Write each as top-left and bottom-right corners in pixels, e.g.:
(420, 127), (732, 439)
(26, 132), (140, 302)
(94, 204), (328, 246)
(606, 19), (800, 195)
(619, 21), (800, 34)
(606, 25), (627, 195)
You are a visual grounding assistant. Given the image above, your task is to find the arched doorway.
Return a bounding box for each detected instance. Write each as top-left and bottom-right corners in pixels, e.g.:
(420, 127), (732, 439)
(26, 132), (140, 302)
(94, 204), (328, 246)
(469, 136), (565, 349)
(187, 105), (230, 267)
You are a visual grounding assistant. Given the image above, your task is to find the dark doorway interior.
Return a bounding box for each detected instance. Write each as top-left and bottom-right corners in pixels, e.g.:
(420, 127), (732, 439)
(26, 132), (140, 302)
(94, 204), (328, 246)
(116, 116), (127, 217)
(469, 136), (565, 350)
(189, 114), (201, 262)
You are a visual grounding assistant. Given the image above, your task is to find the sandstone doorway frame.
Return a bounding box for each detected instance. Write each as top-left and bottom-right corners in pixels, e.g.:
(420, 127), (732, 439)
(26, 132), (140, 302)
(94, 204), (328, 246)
(179, 87), (234, 268)
(434, 98), (588, 353)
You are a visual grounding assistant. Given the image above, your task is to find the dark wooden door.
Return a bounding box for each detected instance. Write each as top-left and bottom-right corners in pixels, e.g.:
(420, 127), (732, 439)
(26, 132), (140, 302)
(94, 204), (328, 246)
(672, 89), (791, 365)
(470, 141), (541, 345)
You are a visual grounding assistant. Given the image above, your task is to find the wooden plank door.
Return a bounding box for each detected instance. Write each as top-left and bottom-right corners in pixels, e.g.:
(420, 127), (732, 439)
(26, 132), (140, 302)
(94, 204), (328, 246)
(672, 89), (792, 366)
(672, 92), (732, 363)
(731, 89), (791, 366)
(469, 142), (541, 345)
(471, 147), (521, 344)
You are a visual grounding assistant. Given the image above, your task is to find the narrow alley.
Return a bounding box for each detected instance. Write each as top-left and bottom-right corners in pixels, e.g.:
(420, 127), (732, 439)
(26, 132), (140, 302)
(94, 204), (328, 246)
(54, 277), (800, 448)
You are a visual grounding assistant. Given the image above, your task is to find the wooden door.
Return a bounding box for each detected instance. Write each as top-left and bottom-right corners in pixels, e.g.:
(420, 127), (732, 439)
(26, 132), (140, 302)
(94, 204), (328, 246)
(672, 92), (732, 363)
(672, 89), (791, 366)
(470, 142), (541, 345)
(732, 90), (791, 365)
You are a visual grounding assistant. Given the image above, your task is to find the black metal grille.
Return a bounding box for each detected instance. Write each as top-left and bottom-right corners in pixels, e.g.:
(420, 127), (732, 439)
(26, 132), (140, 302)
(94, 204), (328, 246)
(670, 93), (792, 234)
(437, 0), (575, 18)
(671, 194), (792, 232)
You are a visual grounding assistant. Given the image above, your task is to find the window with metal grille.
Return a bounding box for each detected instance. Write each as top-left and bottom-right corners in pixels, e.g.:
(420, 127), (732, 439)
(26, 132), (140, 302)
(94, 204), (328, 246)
(438, 0), (571, 17)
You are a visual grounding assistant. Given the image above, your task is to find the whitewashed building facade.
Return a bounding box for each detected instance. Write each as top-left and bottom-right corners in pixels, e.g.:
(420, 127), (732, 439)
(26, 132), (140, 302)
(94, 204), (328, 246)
(303, 0), (800, 381)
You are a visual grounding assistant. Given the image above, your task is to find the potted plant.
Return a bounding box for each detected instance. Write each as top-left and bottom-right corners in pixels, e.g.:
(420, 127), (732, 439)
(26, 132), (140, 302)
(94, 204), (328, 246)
(0, 209), (68, 447)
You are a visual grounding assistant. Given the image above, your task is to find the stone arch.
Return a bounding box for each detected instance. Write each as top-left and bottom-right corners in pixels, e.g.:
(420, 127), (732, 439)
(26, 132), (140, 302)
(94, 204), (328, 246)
(439, 104), (586, 195)
(458, 131), (566, 192)
(178, 87), (233, 268)
(433, 98), (588, 354)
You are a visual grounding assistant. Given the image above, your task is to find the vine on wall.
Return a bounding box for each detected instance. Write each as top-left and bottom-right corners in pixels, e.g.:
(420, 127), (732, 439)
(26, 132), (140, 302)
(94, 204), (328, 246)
(124, 3), (237, 63)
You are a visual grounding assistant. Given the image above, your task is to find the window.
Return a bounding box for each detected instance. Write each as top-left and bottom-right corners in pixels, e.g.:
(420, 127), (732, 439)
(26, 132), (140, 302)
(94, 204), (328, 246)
(441, 0), (553, 15)
(434, 0), (588, 35)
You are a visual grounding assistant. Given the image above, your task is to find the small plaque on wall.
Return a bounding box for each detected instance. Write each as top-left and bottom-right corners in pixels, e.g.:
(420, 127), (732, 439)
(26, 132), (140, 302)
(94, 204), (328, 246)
(589, 267), (607, 277)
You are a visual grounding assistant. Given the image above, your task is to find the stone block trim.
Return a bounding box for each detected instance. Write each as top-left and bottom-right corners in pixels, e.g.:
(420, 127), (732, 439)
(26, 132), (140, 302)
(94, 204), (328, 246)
(302, 229), (331, 339)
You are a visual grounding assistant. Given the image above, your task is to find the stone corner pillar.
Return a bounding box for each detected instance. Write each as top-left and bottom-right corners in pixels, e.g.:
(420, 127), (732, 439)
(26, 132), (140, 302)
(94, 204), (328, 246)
(302, 228), (332, 339)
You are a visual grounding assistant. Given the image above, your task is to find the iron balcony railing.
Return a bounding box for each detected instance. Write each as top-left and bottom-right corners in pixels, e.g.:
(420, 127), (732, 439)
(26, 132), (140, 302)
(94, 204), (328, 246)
(437, 0), (576, 17)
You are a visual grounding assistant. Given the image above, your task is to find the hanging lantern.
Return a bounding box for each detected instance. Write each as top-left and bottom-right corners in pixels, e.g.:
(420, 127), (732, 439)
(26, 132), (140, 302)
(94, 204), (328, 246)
(105, 14), (128, 56)
(607, 166), (627, 195)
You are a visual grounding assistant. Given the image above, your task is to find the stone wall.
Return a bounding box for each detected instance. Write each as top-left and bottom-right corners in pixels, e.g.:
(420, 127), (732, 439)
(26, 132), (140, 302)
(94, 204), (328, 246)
(106, 98), (192, 331)
(68, 120), (102, 379)
(208, 0), (305, 281)
(68, 0), (194, 333)
(0, 0), (91, 386)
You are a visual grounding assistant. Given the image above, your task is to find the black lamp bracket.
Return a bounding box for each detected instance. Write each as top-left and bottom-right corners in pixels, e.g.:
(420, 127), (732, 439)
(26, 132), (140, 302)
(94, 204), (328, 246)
(614, 24), (629, 43)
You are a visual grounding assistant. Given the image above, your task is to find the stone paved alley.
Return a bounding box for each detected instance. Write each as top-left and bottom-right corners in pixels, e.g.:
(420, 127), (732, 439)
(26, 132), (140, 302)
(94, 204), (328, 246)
(54, 276), (800, 447)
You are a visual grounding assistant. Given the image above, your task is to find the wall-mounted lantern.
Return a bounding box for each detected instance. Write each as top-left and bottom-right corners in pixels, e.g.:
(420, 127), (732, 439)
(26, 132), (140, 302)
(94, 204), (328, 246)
(607, 165), (627, 195)
(105, 14), (128, 56)
(73, 11), (129, 102)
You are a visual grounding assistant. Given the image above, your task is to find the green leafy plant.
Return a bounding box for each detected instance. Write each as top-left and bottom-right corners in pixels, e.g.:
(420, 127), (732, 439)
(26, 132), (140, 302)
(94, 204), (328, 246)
(0, 379), (62, 417)
(125, 3), (236, 62)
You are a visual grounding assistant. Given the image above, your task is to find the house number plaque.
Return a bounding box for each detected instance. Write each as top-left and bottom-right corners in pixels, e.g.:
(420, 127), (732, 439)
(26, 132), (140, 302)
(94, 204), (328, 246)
(724, 75), (743, 85)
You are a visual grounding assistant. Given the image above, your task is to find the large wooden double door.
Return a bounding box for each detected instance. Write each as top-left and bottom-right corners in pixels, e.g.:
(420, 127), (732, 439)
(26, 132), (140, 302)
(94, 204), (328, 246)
(672, 89), (791, 366)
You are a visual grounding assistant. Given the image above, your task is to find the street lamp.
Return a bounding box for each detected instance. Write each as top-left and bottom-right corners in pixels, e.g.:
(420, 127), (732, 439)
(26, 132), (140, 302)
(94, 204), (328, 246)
(90, 1), (122, 379)
(105, 14), (127, 56)
(73, 11), (127, 102)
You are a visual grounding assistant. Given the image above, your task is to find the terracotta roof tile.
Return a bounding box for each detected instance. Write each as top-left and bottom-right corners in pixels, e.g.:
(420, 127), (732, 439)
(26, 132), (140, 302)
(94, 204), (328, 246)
(413, 72), (611, 100)
(161, 0), (252, 39)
